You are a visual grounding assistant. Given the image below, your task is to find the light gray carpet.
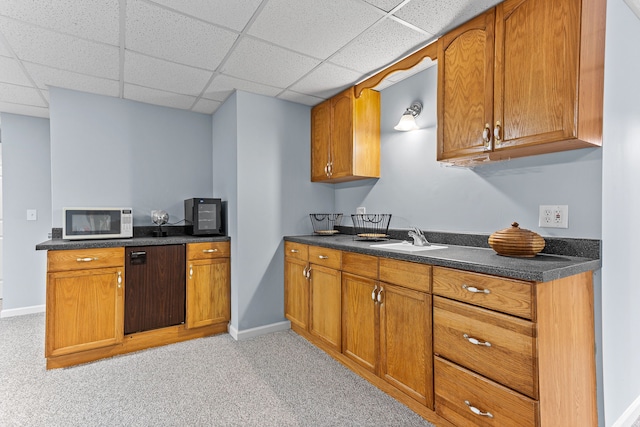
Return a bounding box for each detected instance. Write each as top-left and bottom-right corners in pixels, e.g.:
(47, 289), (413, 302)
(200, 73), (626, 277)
(0, 312), (434, 427)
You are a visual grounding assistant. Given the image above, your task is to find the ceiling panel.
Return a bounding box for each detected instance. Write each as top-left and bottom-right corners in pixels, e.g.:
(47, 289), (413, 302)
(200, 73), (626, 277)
(0, 0), (120, 45)
(203, 74), (282, 102)
(24, 62), (120, 97)
(363, 0), (406, 12)
(0, 100), (48, 118)
(147, 0), (263, 32)
(329, 18), (433, 74)
(394, 0), (501, 35)
(191, 97), (221, 115)
(289, 62), (363, 100)
(124, 51), (213, 96)
(0, 16), (120, 79)
(222, 37), (320, 89)
(248, 0), (385, 59)
(277, 90), (323, 107)
(0, 82), (46, 107)
(126, 0), (239, 70)
(124, 83), (197, 110)
(0, 56), (32, 86)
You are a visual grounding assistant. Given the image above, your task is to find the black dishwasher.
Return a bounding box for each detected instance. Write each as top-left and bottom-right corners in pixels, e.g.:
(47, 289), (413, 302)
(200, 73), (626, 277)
(125, 245), (186, 334)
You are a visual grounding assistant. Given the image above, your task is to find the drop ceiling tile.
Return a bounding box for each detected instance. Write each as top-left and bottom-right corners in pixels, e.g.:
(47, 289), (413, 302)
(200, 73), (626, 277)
(147, 0), (262, 32)
(191, 98), (221, 114)
(0, 17), (119, 79)
(23, 62), (120, 97)
(203, 74), (282, 102)
(124, 84), (196, 110)
(248, 0), (385, 59)
(0, 0), (120, 45)
(394, 0), (501, 35)
(0, 82), (46, 107)
(330, 18), (432, 74)
(363, 0), (406, 12)
(222, 37), (320, 89)
(289, 62), (363, 99)
(0, 56), (32, 86)
(277, 90), (324, 107)
(124, 51), (213, 96)
(0, 38), (12, 57)
(126, 0), (238, 70)
(0, 101), (49, 118)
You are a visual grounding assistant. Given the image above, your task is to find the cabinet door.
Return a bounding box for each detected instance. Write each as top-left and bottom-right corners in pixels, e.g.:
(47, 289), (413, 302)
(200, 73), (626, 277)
(494, 0), (580, 151)
(46, 267), (124, 357)
(380, 284), (433, 409)
(309, 264), (342, 351)
(284, 257), (310, 330)
(311, 99), (331, 182)
(330, 90), (354, 180)
(437, 9), (495, 161)
(186, 258), (230, 329)
(342, 272), (378, 373)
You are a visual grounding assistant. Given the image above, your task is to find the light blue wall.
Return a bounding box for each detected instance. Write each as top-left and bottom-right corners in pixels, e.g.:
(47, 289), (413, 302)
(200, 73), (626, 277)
(335, 66), (602, 238)
(601, 1), (640, 425)
(213, 90), (334, 332)
(49, 87), (213, 227)
(0, 113), (51, 312)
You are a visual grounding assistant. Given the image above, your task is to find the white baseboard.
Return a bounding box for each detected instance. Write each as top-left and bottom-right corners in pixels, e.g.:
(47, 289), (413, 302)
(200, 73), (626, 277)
(228, 320), (291, 341)
(613, 394), (640, 427)
(0, 304), (45, 318)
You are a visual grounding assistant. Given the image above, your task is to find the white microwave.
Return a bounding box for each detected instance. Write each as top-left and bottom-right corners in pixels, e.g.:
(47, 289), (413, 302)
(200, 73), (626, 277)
(62, 207), (133, 240)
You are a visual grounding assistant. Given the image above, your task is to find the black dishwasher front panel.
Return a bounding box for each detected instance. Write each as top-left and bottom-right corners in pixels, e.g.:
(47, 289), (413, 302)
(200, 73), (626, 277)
(125, 244), (186, 334)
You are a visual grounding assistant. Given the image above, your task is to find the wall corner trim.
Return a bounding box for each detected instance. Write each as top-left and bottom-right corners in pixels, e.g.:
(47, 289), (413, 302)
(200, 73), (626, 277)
(228, 320), (291, 341)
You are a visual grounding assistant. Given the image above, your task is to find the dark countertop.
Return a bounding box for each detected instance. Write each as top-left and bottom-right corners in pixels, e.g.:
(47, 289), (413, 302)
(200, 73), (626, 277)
(284, 234), (601, 282)
(36, 235), (230, 251)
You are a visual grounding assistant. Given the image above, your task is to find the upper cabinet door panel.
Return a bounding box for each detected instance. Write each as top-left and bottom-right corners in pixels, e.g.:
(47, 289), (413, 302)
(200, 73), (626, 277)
(494, 0), (579, 149)
(438, 10), (495, 161)
(330, 91), (354, 180)
(311, 100), (331, 182)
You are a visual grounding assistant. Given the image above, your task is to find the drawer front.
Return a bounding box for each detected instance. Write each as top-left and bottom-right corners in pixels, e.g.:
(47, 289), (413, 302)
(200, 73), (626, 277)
(379, 258), (431, 293)
(285, 241), (308, 261)
(432, 267), (534, 319)
(435, 356), (538, 427)
(433, 296), (537, 398)
(342, 251), (378, 279)
(187, 241), (230, 260)
(48, 247), (124, 272)
(308, 246), (341, 270)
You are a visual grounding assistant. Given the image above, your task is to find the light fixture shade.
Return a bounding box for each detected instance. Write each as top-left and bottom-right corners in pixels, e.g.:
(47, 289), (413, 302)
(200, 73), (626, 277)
(394, 113), (420, 131)
(394, 101), (422, 131)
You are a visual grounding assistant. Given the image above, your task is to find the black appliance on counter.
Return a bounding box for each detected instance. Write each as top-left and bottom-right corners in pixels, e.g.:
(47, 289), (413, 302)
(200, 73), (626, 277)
(184, 198), (225, 236)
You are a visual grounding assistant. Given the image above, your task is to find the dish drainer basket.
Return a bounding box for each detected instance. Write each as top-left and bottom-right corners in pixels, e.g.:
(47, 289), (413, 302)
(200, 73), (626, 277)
(351, 214), (392, 240)
(309, 213), (343, 235)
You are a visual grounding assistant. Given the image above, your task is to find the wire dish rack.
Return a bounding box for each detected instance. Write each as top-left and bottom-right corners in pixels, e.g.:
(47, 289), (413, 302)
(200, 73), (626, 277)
(351, 214), (392, 241)
(309, 213), (343, 235)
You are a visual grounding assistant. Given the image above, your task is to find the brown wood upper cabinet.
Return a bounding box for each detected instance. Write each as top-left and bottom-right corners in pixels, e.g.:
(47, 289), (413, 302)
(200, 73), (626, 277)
(437, 0), (605, 164)
(311, 87), (380, 183)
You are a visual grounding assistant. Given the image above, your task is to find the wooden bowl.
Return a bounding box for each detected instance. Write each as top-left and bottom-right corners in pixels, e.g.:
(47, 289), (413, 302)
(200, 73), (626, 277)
(488, 222), (545, 257)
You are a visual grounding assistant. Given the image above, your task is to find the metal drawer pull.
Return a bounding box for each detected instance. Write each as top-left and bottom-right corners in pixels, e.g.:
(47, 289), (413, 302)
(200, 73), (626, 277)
(290, 249), (299, 253)
(76, 257), (98, 262)
(377, 287), (383, 303)
(117, 271), (122, 287)
(463, 334), (492, 347)
(462, 284), (490, 294)
(303, 266), (308, 278)
(203, 249), (218, 253)
(371, 285), (378, 302)
(318, 255), (329, 259)
(465, 401), (493, 418)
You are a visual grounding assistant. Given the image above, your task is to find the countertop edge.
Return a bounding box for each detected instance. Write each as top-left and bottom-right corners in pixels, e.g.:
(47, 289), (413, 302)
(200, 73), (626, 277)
(284, 235), (601, 283)
(36, 235), (230, 251)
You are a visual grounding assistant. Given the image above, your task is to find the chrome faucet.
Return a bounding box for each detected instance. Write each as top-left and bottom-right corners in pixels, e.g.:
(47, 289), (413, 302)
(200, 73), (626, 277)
(408, 227), (430, 246)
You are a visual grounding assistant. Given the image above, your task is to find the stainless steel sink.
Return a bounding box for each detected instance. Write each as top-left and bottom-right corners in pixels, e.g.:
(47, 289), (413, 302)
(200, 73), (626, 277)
(369, 241), (448, 252)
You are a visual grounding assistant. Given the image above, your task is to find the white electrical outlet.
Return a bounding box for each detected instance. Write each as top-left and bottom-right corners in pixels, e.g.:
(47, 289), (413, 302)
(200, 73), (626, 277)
(539, 205), (569, 228)
(356, 207), (366, 214)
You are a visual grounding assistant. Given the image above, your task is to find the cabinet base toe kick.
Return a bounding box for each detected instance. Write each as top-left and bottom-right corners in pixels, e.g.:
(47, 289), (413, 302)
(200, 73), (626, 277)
(46, 322), (228, 369)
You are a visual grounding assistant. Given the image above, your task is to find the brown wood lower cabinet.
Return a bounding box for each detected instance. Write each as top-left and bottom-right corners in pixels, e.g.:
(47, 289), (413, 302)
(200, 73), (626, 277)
(285, 242), (597, 427)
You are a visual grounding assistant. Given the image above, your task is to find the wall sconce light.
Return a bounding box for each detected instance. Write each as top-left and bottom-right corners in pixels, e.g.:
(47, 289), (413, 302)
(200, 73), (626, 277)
(394, 101), (422, 131)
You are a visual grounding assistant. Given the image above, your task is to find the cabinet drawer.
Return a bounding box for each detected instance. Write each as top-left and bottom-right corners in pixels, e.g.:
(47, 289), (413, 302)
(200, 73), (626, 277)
(48, 247), (124, 272)
(342, 251), (378, 279)
(432, 267), (534, 319)
(308, 246), (341, 270)
(433, 296), (537, 398)
(380, 258), (431, 293)
(285, 241), (308, 261)
(435, 356), (538, 427)
(187, 241), (230, 260)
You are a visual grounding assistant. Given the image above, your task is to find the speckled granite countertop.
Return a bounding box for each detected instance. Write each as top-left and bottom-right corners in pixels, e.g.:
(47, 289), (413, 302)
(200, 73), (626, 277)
(36, 235), (230, 251)
(284, 234), (601, 283)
